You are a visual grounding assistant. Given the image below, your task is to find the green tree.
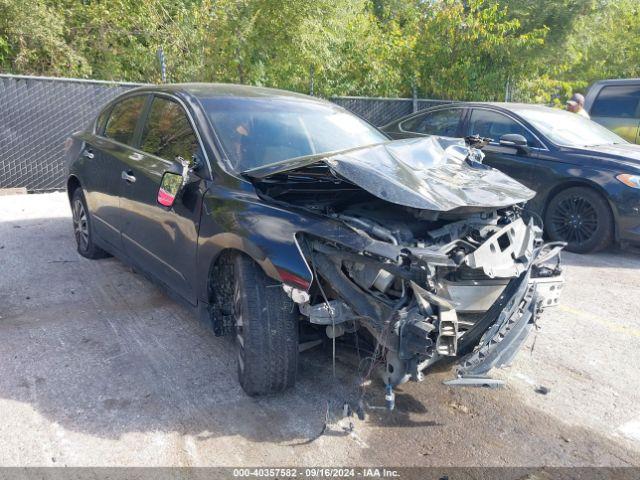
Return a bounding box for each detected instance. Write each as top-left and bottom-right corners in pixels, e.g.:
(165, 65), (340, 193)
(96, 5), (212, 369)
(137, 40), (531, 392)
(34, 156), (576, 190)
(1, 0), (638, 103)
(513, 0), (640, 104)
(565, 0), (640, 82)
(55, 0), (208, 82)
(411, 0), (547, 100)
(0, 0), (89, 76)
(201, 0), (396, 96)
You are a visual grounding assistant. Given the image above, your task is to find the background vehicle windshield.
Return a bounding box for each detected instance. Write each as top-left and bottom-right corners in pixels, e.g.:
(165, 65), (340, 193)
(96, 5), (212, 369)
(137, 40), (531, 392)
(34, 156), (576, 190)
(516, 107), (626, 147)
(200, 97), (387, 171)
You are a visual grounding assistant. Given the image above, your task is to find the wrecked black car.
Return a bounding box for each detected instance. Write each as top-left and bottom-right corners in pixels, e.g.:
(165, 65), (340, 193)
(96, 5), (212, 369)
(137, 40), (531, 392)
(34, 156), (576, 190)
(66, 84), (564, 397)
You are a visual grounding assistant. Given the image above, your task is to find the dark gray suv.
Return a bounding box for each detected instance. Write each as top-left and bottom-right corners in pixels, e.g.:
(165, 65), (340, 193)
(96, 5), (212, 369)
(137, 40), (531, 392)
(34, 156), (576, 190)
(585, 79), (640, 144)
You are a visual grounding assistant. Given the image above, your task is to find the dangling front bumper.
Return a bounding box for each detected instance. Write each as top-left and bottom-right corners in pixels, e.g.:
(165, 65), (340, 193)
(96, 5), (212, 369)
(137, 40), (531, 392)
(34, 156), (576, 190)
(447, 251), (564, 385)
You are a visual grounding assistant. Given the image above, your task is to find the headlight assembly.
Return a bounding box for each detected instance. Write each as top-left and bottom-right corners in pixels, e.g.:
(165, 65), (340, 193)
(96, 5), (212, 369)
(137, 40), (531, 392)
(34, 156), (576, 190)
(616, 174), (640, 189)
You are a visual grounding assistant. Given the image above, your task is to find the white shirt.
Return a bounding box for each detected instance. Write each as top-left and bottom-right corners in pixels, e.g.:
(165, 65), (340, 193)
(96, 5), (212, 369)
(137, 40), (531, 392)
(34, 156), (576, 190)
(576, 108), (590, 120)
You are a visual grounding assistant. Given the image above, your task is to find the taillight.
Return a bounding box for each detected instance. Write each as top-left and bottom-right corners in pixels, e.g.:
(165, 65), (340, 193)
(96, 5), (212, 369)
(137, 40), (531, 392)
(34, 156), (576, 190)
(276, 267), (311, 291)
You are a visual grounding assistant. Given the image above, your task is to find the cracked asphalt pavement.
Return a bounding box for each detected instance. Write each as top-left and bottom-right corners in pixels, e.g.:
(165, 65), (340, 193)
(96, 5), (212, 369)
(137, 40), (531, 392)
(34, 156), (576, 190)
(1, 192), (639, 467)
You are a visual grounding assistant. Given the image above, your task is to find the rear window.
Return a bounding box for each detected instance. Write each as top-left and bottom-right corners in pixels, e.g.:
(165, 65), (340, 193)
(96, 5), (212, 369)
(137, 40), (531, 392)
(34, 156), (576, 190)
(591, 85), (640, 118)
(401, 109), (462, 137)
(104, 96), (146, 145)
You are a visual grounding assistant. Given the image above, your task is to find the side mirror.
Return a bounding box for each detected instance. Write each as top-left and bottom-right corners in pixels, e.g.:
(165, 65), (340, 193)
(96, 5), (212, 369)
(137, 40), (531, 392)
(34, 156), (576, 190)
(157, 155), (203, 208)
(157, 172), (183, 208)
(499, 134), (529, 153)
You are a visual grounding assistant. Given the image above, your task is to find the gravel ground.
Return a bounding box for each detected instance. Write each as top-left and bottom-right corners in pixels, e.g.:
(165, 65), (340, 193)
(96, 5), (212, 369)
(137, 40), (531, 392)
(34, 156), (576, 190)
(1, 192), (639, 467)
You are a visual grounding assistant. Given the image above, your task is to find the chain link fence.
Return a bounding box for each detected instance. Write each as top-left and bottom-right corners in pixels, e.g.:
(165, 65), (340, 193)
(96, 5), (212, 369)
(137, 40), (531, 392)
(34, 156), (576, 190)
(0, 75), (140, 192)
(0, 74), (447, 192)
(330, 96), (451, 127)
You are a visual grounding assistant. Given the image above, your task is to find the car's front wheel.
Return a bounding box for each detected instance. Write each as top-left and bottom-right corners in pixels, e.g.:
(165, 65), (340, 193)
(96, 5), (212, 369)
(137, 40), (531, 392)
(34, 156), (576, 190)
(71, 188), (109, 259)
(232, 254), (299, 396)
(545, 186), (613, 254)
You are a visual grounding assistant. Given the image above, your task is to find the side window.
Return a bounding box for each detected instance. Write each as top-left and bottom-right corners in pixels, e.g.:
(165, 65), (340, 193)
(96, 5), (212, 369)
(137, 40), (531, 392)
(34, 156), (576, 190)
(140, 97), (199, 162)
(401, 109), (461, 137)
(467, 109), (540, 147)
(104, 96), (146, 145)
(591, 85), (640, 118)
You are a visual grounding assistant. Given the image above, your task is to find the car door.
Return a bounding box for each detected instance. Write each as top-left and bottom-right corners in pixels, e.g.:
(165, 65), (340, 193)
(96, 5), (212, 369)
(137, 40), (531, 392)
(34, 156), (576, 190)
(394, 107), (465, 139)
(464, 108), (543, 188)
(88, 95), (148, 250)
(119, 94), (207, 305)
(589, 84), (640, 144)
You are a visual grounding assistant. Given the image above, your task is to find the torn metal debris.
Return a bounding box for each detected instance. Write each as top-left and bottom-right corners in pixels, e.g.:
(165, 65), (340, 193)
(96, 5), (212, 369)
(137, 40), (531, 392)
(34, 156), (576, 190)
(254, 138), (565, 389)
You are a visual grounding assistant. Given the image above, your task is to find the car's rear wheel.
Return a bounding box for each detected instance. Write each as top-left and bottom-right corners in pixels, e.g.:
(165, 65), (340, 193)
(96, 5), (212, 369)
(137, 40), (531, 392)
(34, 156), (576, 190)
(71, 189), (109, 259)
(545, 186), (613, 254)
(232, 254), (298, 396)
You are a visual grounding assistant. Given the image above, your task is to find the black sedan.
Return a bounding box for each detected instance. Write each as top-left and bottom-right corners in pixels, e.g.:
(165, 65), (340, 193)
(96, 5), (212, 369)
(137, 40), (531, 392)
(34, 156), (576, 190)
(66, 85), (564, 396)
(382, 103), (640, 253)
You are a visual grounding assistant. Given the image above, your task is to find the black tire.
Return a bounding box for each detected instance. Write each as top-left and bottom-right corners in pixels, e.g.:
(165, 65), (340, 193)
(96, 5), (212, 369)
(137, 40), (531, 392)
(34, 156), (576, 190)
(71, 188), (109, 259)
(545, 186), (613, 254)
(232, 254), (298, 395)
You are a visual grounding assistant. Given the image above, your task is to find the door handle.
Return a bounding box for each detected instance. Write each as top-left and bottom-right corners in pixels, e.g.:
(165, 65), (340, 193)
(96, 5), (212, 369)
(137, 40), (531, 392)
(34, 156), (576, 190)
(121, 170), (136, 183)
(83, 149), (94, 159)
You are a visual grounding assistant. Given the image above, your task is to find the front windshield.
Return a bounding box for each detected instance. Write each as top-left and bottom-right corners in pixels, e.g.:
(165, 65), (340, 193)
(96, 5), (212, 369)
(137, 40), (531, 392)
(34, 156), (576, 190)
(200, 97), (388, 172)
(516, 107), (626, 147)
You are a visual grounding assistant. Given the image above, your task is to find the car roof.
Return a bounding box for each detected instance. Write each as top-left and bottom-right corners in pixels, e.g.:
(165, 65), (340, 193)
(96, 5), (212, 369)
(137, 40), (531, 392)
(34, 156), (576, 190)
(385, 102), (553, 127)
(589, 78), (640, 87)
(437, 101), (553, 112)
(130, 82), (323, 102)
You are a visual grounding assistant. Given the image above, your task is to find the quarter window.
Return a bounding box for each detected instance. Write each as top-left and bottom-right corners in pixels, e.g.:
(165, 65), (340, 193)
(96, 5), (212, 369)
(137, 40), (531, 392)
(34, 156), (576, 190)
(141, 97), (199, 162)
(467, 109), (540, 147)
(104, 96), (146, 145)
(401, 109), (462, 137)
(591, 85), (640, 118)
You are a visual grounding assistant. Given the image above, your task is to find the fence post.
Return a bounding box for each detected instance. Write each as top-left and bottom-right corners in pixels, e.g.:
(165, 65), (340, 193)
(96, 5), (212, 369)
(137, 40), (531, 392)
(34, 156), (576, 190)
(505, 76), (510, 102)
(157, 47), (167, 83)
(412, 80), (418, 113)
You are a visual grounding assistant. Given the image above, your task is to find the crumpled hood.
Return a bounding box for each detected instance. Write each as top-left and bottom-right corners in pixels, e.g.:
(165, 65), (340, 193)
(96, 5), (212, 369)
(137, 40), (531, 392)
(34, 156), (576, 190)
(243, 137), (535, 212)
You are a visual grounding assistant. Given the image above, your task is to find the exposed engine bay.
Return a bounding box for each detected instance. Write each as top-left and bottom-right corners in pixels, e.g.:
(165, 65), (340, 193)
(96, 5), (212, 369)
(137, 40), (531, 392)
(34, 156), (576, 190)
(245, 137), (565, 391)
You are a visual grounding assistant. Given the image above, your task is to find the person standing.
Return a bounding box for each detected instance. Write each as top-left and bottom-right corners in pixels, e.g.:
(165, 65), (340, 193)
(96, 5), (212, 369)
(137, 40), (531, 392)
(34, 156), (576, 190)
(566, 93), (590, 119)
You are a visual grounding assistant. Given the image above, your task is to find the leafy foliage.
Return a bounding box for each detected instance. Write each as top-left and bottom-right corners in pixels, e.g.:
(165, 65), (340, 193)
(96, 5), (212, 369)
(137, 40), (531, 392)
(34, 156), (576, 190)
(0, 0), (636, 102)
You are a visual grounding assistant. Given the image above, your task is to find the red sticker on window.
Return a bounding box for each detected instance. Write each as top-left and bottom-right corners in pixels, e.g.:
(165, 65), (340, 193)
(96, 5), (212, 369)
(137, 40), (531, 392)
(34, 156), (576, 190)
(157, 188), (175, 207)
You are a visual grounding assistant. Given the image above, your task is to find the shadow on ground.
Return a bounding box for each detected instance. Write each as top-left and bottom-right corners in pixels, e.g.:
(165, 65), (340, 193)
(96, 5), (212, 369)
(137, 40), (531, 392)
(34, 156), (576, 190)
(560, 246), (640, 269)
(0, 216), (437, 445)
(1, 214), (640, 466)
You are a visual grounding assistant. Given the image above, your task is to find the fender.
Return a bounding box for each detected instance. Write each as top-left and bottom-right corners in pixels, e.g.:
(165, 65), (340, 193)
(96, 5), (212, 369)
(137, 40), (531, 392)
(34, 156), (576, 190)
(195, 185), (379, 304)
(195, 187), (315, 303)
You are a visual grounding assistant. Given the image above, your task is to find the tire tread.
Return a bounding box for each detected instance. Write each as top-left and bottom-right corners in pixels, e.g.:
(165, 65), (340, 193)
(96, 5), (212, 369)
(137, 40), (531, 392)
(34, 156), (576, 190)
(72, 189), (109, 260)
(234, 254), (298, 395)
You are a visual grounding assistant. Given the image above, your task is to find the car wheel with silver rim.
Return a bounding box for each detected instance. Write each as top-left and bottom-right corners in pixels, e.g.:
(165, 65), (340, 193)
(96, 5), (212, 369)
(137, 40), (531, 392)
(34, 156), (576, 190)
(71, 188), (109, 259)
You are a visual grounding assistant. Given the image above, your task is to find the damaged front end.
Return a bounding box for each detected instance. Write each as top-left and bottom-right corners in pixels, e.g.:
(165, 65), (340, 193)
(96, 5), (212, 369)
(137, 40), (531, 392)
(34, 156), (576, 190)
(246, 137), (565, 389)
(301, 214), (564, 389)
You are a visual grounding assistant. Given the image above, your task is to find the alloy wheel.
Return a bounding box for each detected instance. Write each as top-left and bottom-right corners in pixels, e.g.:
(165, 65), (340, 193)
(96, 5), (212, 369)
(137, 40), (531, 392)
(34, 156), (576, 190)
(234, 281), (246, 376)
(72, 199), (89, 251)
(550, 194), (598, 246)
